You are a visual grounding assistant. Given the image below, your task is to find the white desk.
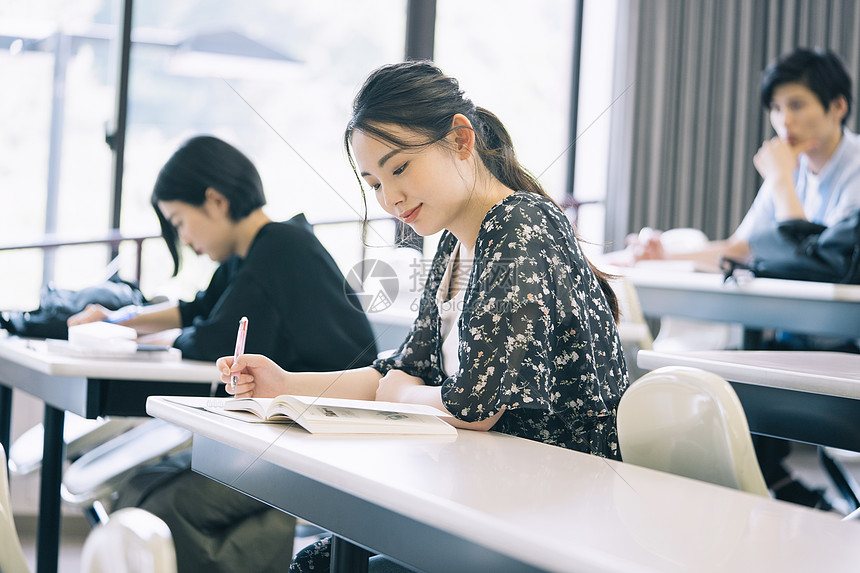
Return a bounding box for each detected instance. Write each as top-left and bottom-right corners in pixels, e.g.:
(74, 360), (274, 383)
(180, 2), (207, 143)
(618, 266), (860, 340)
(0, 336), (219, 573)
(149, 395), (860, 573)
(637, 350), (860, 451)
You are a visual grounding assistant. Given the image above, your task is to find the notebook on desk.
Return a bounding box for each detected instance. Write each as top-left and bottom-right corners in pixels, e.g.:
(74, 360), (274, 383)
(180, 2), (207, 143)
(44, 339), (182, 361)
(634, 260), (716, 273)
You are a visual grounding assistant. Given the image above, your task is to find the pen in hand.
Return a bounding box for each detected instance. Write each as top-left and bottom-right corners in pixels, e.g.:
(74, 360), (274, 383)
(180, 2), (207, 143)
(231, 316), (248, 392)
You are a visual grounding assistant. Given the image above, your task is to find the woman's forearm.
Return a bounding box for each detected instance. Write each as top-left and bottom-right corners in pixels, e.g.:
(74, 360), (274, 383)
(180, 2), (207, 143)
(286, 366), (383, 401)
(398, 384), (503, 431)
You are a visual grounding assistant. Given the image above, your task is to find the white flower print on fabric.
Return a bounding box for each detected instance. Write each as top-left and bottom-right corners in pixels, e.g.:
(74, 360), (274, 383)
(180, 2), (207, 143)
(373, 192), (629, 459)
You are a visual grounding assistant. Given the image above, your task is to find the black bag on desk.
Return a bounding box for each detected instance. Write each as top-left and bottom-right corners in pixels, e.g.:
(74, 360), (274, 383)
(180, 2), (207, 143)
(0, 276), (146, 339)
(747, 209), (860, 284)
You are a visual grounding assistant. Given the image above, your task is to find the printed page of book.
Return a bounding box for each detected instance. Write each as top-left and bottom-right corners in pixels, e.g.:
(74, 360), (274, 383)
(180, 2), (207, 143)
(208, 397), (289, 424)
(279, 401), (444, 426)
(279, 395), (449, 418)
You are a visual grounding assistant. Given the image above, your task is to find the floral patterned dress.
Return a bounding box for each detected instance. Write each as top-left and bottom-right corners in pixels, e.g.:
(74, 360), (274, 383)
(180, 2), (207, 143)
(290, 191), (630, 572)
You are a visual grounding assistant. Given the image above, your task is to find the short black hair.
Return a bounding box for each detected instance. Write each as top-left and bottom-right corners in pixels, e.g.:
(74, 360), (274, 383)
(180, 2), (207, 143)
(151, 135), (266, 275)
(760, 48), (852, 126)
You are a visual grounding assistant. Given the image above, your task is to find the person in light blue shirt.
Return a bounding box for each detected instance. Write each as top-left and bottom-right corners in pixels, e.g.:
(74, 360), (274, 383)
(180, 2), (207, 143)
(735, 49), (860, 513)
(734, 50), (860, 239)
(623, 48), (859, 513)
(626, 48), (859, 271)
(735, 127), (860, 240)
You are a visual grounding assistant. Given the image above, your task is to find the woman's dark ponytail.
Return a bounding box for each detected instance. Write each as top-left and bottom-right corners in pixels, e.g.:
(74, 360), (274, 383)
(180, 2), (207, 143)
(472, 107), (546, 199)
(472, 110), (620, 321)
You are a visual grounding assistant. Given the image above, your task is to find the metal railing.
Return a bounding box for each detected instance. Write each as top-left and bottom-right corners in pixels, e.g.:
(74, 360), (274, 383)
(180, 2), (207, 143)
(0, 216), (397, 286)
(0, 230), (159, 284)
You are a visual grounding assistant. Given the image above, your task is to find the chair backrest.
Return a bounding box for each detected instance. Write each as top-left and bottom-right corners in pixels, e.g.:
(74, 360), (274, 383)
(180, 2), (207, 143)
(62, 418), (192, 507)
(615, 276), (653, 349)
(617, 366), (769, 497)
(81, 507), (177, 573)
(0, 444), (31, 573)
(9, 415), (141, 476)
(612, 276), (654, 381)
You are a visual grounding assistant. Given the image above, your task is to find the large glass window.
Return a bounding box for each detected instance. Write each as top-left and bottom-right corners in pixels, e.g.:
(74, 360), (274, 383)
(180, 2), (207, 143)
(430, 0), (573, 257)
(435, 1), (574, 202)
(1, 0), (406, 311)
(124, 0), (407, 300)
(1, 1), (618, 312)
(573, 0), (619, 256)
(1, 2), (120, 309)
(435, 0), (618, 257)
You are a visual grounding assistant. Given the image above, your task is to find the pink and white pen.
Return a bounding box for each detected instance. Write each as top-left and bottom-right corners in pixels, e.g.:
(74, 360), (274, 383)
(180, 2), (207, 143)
(231, 316), (248, 392)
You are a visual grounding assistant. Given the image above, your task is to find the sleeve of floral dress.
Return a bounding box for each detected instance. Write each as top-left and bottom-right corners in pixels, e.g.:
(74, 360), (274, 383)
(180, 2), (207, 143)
(441, 205), (568, 422)
(371, 233), (457, 384)
(371, 309), (439, 382)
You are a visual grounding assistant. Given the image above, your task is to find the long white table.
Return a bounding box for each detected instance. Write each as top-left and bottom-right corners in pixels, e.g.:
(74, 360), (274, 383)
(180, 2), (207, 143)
(149, 395), (860, 573)
(619, 266), (860, 340)
(637, 350), (860, 451)
(0, 336), (219, 573)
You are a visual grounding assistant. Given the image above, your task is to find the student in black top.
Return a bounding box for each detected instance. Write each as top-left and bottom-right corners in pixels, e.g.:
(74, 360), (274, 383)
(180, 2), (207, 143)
(69, 135), (378, 573)
(70, 136), (377, 370)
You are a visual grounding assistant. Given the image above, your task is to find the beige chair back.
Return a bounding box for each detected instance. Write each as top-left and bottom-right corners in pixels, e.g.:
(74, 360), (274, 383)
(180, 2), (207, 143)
(81, 507), (177, 573)
(1, 444), (31, 573)
(618, 366), (769, 497)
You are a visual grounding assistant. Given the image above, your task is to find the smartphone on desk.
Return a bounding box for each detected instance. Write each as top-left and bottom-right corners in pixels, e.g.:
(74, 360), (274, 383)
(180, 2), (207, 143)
(135, 344), (182, 361)
(136, 344), (173, 352)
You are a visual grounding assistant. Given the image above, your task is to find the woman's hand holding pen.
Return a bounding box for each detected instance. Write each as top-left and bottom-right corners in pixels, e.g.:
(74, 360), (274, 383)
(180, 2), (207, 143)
(217, 353), (288, 398)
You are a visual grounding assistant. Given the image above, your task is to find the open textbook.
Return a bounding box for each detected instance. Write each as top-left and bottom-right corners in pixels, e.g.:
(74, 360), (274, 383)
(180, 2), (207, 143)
(206, 395), (457, 436)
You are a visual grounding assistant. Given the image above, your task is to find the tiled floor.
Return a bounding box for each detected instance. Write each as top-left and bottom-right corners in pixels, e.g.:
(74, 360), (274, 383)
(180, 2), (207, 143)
(16, 443), (860, 572)
(784, 443), (860, 515)
(16, 514), (87, 573)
